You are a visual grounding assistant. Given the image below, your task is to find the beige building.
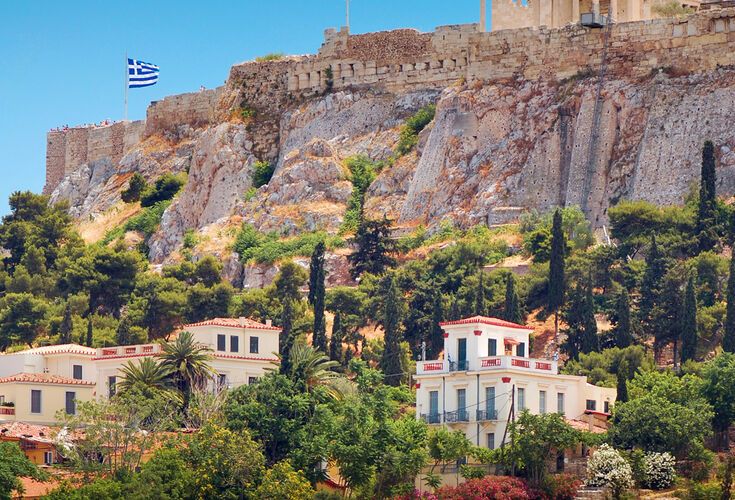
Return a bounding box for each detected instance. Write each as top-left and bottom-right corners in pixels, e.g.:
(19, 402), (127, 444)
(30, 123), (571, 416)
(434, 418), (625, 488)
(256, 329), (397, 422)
(490, 0), (702, 31)
(0, 318), (281, 423)
(414, 316), (615, 452)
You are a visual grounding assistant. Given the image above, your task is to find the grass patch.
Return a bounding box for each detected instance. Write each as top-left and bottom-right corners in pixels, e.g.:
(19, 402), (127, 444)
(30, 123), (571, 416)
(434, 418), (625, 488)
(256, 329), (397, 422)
(101, 200), (172, 245)
(233, 224), (345, 264)
(255, 52), (285, 62)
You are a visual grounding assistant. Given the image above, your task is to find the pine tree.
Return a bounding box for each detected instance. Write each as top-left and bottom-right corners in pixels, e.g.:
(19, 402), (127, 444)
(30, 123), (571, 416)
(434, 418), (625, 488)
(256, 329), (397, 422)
(85, 317), (93, 347)
(697, 140), (718, 252)
(428, 291), (444, 359)
(613, 288), (633, 348)
(59, 302), (73, 344)
(503, 274), (522, 324)
(347, 217), (396, 279)
(116, 316), (132, 346)
(681, 274), (698, 363)
(548, 209), (566, 337)
(309, 241), (327, 352)
(475, 271), (486, 316)
(616, 360), (629, 403)
(725, 251), (735, 353)
(329, 311), (343, 364)
(381, 277), (404, 386)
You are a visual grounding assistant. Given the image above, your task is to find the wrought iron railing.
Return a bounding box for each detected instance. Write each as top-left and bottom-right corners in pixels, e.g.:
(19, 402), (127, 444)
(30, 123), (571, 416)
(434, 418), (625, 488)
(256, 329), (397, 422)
(445, 410), (470, 423)
(476, 409), (498, 421)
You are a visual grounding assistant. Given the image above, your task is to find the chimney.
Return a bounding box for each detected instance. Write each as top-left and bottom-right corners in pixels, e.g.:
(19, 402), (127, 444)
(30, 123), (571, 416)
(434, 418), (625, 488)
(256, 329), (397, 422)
(265, 319), (272, 327)
(238, 317), (246, 326)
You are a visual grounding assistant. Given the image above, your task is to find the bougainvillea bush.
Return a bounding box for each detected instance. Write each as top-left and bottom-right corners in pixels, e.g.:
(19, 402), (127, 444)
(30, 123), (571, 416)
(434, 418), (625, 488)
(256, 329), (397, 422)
(586, 444), (634, 499)
(542, 473), (582, 500)
(435, 476), (532, 500)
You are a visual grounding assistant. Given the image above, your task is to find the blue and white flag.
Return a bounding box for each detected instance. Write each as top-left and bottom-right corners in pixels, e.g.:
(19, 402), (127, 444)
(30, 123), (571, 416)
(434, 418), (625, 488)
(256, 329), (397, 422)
(127, 58), (159, 88)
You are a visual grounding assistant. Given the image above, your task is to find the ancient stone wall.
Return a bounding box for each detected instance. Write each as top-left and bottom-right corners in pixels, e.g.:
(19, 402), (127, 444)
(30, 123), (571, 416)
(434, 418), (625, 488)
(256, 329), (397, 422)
(144, 88), (222, 137)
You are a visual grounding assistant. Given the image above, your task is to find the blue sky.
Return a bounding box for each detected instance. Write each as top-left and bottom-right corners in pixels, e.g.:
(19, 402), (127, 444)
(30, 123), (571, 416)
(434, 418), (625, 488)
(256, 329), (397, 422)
(0, 0), (488, 216)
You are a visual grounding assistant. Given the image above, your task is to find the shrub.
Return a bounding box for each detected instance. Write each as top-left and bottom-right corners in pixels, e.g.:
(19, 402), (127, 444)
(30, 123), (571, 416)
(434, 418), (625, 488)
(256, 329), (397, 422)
(459, 464), (486, 480)
(586, 444), (634, 499)
(341, 155), (378, 233)
(232, 223), (345, 264)
(677, 481), (721, 500)
(140, 173), (186, 207)
(435, 475), (531, 499)
(641, 452), (676, 489)
(542, 473), (582, 500)
(121, 173), (147, 203)
(182, 230), (198, 250)
(101, 200), (172, 244)
(255, 52), (285, 62)
(240, 106), (256, 120)
(243, 187), (257, 202)
(396, 104), (436, 155)
(252, 161), (275, 188)
(232, 223), (262, 261)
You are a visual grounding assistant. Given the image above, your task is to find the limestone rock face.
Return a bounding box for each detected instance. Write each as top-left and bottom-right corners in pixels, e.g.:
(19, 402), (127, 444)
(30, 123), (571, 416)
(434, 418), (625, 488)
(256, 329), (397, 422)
(148, 123), (254, 263)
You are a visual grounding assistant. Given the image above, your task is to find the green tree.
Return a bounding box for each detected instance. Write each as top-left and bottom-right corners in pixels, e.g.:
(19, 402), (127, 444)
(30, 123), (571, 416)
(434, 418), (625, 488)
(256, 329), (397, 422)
(0, 442), (46, 500)
(548, 209), (566, 336)
(475, 271), (486, 316)
(616, 360), (629, 403)
(0, 293), (48, 349)
(503, 273), (523, 324)
(427, 427), (472, 474)
(158, 331), (215, 409)
(640, 235), (668, 328)
(309, 241), (327, 352)
(381, 277), (404, 386)
(428, 290), (444, 359)
(85, 316), (93, 347)
(117, 357), (171, 394)
(348, 217), (396, 279)
(283, 341), (350, 398)
(140, 172), (186, 207)
(702, 353), (735, 444)
(185, 283), (234, 323)
(115, 315), (133, 346)
(723, 250), (735, 353)
(329, 311), (344, 363)
(121, 173), (148, 203)
(253, 461), (315, 500)
(59, 301), (73, 344)
(697, 140), (718, 252)
(612, 288), (633, 348)
(126, 274), (187, 340)
(126, 447), (196, 500)
(680, 274), (698, 364)
(561, 282), (598, 360)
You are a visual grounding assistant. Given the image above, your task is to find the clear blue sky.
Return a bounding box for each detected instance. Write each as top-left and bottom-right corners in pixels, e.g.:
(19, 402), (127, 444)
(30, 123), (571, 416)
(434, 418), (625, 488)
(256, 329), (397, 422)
(0, 0), (488, 216)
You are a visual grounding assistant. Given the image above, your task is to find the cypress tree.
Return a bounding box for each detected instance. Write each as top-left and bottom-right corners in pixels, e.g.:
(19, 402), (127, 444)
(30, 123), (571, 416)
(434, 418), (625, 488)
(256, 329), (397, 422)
(309, 241), (327, 352)
(347, 217), (396, 279)
(640, 235), (667, 325)
(548, 209), (566, 337)
(562, 281), (598, 359)
(724, 250), (735, 353)
(681, 274), (698, 363)
(580, 282), (599, 355)
(616, 360), (629, 403)
(449, 297), (460, 321)
(116, 316), (132, 346)
(59, 302), (73, 344)
(428, 291), (444, 359)
(475, 271), (486, 316)
(85, 317), (93, 347)
(381, 277), (404, 386)
(329, 311), (343, 364)
(613, 288), (633, 348)
(279, 299), (295, 375)
(503, 274), (523, 324)
(697, 140), (718, 252)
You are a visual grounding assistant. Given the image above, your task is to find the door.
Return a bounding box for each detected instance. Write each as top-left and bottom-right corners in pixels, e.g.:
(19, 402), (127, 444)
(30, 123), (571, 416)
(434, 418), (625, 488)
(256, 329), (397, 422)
(485, 386), (496, 419)
(429, 390), (439, 423)
(457, 388), (467, 421)
(457, 338), (467, 370)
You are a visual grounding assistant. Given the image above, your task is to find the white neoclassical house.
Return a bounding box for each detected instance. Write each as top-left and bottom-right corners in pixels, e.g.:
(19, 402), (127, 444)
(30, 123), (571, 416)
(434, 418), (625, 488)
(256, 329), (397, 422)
(414, 315), (615, 450)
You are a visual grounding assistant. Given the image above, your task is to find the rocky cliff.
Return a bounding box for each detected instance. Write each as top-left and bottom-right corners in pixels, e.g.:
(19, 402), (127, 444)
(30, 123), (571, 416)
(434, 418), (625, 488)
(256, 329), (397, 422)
(45, 9), (735, 273)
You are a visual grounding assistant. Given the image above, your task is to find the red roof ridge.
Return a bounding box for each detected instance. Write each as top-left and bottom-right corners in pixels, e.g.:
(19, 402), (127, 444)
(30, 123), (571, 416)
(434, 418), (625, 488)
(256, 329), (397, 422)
(439, 315), (533, 331)
(182, 317), (280, 331)
(0, 373), (95, 386)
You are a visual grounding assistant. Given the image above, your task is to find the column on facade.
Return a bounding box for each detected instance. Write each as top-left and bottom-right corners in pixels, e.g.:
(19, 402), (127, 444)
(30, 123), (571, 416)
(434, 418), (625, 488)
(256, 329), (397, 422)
(627, 0), (640, 22)
(610, 0), (619, 22)
(572, 0), (580, 23)
(592, 0), (601, 16)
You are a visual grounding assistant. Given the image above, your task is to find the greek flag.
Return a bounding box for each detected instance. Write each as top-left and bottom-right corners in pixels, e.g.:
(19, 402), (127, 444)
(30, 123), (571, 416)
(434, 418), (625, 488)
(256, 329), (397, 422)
(128, 58), (159, 88)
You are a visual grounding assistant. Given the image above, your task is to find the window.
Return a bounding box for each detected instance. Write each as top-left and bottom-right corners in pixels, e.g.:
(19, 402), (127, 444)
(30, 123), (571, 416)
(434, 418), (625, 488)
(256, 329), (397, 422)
(488, 338), (497, 356)
(517, 342), (525, 357)
(457, 388), (467, 420)
(457, 338), (467, 370)
(429, 390), (439, 421)
(72, 365), (83, 380)
(31, 390), (41, 414)
(65, 391), (76, 415)
(230, 335), (239, 353)
(485, 386), (496, 418)
(604, 401), (610, 414)
(44, 452), (53, 465)
(586, 399), (597, 411)
(248, 376), (258, 385)
(517, 388), (525, 411)
(487, 433), (495, 450)
(217, 334), (226, 351)
(218, 374), (228, 387)
(557, 392), (565, 415)
(539, 390), (547, 414)
(108, 376), (117, 398)
(249, 336), (259, 354)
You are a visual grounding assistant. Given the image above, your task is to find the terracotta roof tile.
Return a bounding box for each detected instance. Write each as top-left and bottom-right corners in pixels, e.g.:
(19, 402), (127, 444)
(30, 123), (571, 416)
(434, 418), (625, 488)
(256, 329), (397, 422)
(0, 373), (95, 386)
(183, 317), (280, 331)
(2, 344), (96, 357)
(439, 315), (533, 331)
(0, 421), (57, 442)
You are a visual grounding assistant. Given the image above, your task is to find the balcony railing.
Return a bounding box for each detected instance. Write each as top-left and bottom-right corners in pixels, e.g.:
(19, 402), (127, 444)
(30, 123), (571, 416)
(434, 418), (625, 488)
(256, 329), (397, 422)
(98, 344), (161, 358)
(417, 356), (557, 375)
(476, 409), (498, 421)
(445, 410), (470, 423)
(0, 407), (15, 416)
(420, 413), (442, 424)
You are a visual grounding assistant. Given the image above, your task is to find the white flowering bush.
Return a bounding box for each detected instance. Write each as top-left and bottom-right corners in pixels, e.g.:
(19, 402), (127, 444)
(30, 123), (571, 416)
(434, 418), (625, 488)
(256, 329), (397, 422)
(586, 444), (634, 499)
(641, 452), (676, 489)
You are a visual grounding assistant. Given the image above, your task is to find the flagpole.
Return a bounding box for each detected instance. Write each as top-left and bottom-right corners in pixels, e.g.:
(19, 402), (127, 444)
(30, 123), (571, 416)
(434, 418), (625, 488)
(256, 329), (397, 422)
(124, 51), (128, 121)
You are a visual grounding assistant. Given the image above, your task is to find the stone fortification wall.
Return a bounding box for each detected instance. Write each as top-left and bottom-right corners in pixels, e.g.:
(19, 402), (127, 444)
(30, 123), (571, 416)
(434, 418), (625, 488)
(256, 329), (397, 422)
(144, 88), (222, 137)
(43, 121), (144, 194)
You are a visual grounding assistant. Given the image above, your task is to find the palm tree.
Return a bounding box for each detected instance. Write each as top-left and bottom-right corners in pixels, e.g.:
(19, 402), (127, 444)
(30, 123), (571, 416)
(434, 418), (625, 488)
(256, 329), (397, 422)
(117, 357), (171, 393)
(282, 341), (354, 399)
(157, 331), (215, 408)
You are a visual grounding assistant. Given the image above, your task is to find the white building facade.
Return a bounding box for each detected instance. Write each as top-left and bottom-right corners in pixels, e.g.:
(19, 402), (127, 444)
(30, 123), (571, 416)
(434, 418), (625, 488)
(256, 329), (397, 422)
(415, 316), (615, 450)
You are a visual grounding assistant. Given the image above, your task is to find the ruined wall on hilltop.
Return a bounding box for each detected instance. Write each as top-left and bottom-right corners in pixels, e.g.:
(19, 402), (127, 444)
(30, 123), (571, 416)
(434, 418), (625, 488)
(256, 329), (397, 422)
(143, 88), (222, 137)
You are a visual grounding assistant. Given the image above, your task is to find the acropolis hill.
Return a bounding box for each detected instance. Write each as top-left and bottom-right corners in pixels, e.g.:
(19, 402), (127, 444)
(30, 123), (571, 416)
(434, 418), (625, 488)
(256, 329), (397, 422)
(45, 6), (735, 279)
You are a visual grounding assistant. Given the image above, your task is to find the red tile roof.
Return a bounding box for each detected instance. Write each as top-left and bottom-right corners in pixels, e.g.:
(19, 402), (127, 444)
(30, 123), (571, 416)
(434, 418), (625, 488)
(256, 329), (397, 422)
(3, 344), (96, 357)
(0, 421), (57, 442)
(439, 315), (533, 331)
(214, 353), (280, 362)
(183, 317), (280, 331)
(0, 373), (95, 386)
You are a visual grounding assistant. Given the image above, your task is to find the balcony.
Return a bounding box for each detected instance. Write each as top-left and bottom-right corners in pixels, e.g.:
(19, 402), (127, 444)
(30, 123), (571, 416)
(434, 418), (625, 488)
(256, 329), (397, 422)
(97, 344), (161, 358)
(476, 409), (498, 421)
(416, 355), (557, 375)
(420, 413), (442, 424)
(445, 410), (470, 423)
(0, 406), (15, 416)
(580, 12), (609, 28)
